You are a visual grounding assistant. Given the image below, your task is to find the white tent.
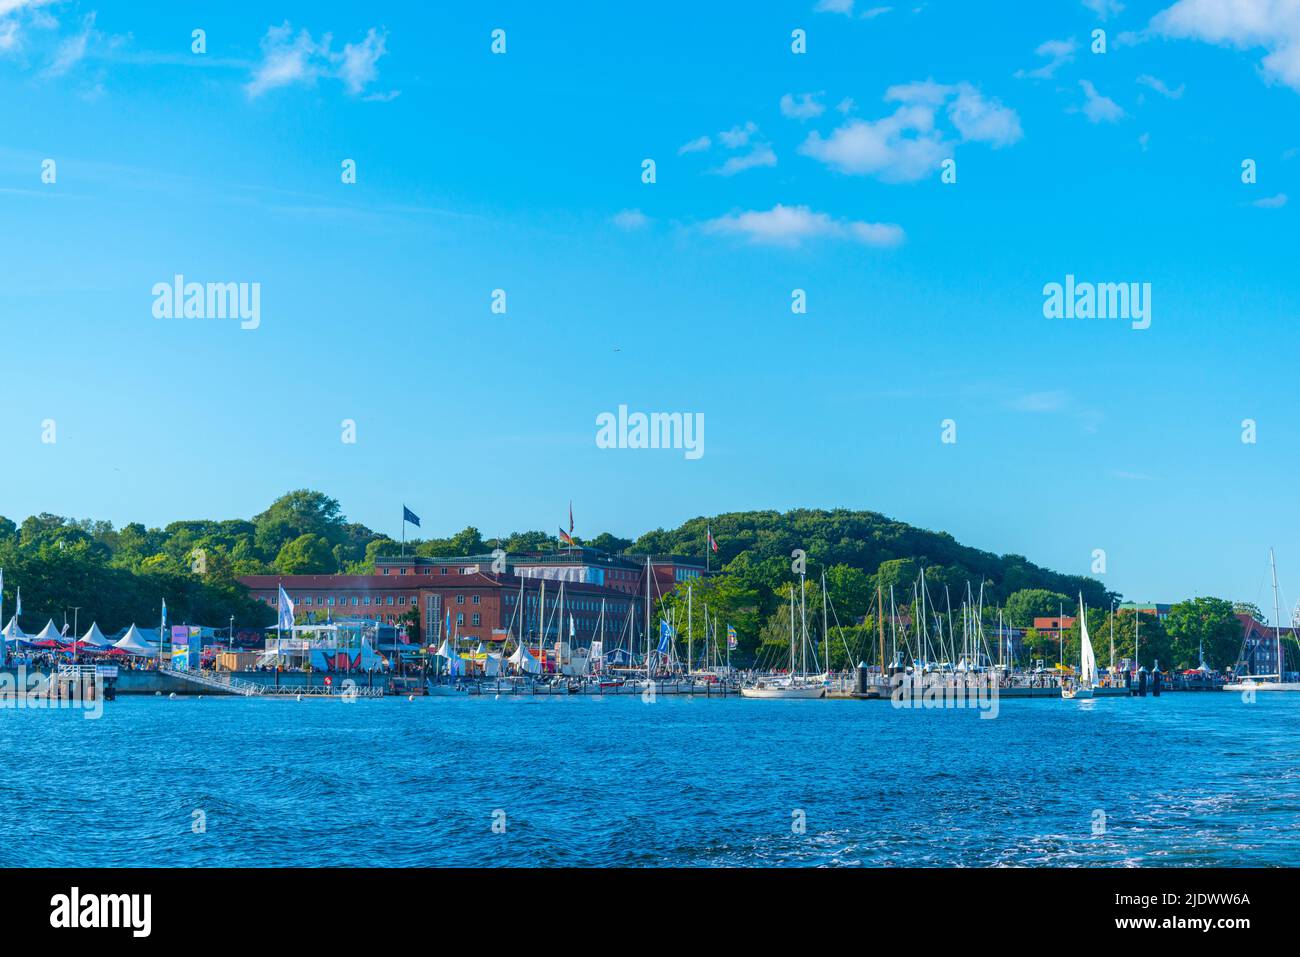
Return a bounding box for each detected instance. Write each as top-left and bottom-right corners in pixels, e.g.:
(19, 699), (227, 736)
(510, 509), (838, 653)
(1, 617), (27, 643)
(435, 639), (463, 676)
(31, 619), (66, 643)
(114, 624), (158, 656)
(508, 643), (541, 674)
(78, 622), (114, 648)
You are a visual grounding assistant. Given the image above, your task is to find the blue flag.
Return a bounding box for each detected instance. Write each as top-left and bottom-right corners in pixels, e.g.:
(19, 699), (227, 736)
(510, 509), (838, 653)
(403, 505), (420, 527)
(658, 619), (673, 654)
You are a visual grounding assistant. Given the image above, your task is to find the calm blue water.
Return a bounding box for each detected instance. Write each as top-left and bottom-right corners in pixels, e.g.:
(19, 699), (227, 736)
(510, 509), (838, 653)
(2, 692), (1297, 866)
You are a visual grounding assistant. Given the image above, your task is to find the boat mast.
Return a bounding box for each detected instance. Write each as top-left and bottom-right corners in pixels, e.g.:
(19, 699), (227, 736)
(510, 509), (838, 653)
(538, 579), (545, 670)
(822, 570), (829, 677)
(788, 585), (795, 676)
(1135, 610), (1140, 671)
(877, 584), (885, 677)
(1109, 602), (1115, 672)
(687, 584), (693, 676)
(645, 556), (652, 680)
(1271, 547), (1283, 680)
(800, 573), (808, 678)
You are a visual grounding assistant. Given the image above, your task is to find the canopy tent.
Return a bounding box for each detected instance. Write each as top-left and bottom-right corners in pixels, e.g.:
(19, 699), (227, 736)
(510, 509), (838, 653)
(1, 617), (27, 643)
(507, 643), (541, 674)
(30, 619), (67, 644)
(113, 624), (159, 656)
(434, 639), (463, 675)
(78, 622), (114, 648)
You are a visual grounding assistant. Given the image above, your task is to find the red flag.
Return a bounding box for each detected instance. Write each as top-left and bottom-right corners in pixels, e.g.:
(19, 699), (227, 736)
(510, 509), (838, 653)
(707, 526), (718, 553)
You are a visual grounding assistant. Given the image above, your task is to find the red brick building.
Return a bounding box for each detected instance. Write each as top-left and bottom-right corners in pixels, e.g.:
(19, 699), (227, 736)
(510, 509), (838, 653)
(239, 570), (641, 649)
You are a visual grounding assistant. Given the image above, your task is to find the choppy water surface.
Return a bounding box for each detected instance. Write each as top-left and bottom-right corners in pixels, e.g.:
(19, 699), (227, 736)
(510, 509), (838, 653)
(2, 692), (1297, 866)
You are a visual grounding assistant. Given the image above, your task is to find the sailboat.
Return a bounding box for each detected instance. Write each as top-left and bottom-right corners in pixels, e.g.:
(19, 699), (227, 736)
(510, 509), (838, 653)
(1224, 548), (1300, 692)
(741, 574), (825, 699)
(1062, 595), (1096, 700)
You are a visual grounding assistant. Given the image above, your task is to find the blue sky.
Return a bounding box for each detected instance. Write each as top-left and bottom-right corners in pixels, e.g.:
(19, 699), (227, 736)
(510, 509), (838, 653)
(3, 0), (1300, 614)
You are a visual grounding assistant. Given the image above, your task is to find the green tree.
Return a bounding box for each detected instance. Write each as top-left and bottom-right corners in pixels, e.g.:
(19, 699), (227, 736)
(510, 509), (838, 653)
(1164, 597), (1242, 671)
(275, 534), (335, 574)
(1004, 588), (1073, 628)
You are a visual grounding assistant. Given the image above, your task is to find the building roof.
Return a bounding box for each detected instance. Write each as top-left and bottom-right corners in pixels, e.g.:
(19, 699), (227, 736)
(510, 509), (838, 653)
(239, 571), (640, 598)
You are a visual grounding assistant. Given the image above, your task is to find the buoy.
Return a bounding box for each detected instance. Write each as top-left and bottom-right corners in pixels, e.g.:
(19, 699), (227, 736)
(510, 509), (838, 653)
(155, 691), (162, 696)
(169, 693), (176, 699)
(408, 695), (415, 701)
(296, 694), (302, 702)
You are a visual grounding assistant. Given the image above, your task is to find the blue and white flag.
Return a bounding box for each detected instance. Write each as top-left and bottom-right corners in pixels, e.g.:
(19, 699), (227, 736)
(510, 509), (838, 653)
(658, 619), (673, 654)
(277, 584), (295, 630)
(14, 585), (20, 617)
(403, 505), (421, 528)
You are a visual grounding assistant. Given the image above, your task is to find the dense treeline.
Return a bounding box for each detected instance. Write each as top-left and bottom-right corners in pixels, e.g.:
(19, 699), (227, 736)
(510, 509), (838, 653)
(0, 493), (1253, 671)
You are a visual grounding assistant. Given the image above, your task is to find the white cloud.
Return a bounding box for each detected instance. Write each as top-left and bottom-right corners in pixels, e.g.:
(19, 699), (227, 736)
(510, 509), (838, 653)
(1139, 131), (1151, 150)
(1079, 80), (1125, 121)
(861, 6), (894, 18)
(1252, 192), (1288, 207)
(718, 121), (758, 148)
(799, 105), (945, 181)
(814, 0), (856, 14)
(612, 208), (650, 229)
(701, 203), (903, 247)
(42, 12), (92, 78)
(885, 78), (954, 106)
(716, 143), (777, 176)
(246, 23), (327, 97)
(1016, 38), (1077, 80)
(1008, 390), (1068, 412)
(780, 91), (826, 120)
(338, 28), (388, 95)
(0, 19), (19, 53)
(246, 22), (393, 99)
(1082, 0), (1125, 20)
(678, 135), (711, 155)
(835, 96), (856, 113)
(947, 84), (1023, 145)
(801, 81), (1021, 180)
(1136, 73), (1185, 98)
(1151, 0), (1300, 91)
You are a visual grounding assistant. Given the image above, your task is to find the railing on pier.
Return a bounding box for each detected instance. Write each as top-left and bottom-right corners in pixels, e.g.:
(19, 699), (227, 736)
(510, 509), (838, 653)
(158, 667), (384, 698)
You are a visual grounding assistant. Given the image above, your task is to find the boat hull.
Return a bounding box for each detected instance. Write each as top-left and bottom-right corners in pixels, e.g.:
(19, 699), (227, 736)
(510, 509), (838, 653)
(740, 684), (825, 699)
(1061, 686), (1094, 699)
(1223, 681), (1300, 692)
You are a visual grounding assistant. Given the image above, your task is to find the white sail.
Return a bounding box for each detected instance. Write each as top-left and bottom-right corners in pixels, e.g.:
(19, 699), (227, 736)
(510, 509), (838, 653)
(1079, 604), (1097, 687)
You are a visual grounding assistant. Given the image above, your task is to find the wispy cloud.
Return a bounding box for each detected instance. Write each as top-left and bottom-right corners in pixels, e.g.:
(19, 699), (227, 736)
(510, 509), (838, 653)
(715, 143), (777, 176)
(799, 80), (1020, 181)
(1251, 192), (1288, 208)
(41, 11), (94, 78)
(245, 22), (396, 100)
(680, 121), (777, 177)
(780, 91), (826, 120)
(1082, 0), (1125, 20)
(1015, 38), (1077, 80)
(611, 208), (650, 230)
(1137, 73), (1185, 99)
(701, 203), (903, 248)
(1007, 390), (1069, 413)
(1078, 79), (1126, 122)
